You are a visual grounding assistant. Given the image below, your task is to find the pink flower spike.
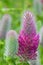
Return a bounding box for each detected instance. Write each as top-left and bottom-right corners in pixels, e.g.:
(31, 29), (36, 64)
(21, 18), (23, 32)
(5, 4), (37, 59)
(18, 10), (39, 60)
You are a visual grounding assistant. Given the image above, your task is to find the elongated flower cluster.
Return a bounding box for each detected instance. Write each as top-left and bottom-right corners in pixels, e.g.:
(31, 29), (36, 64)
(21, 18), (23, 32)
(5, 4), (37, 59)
(0, 14), (11, 39)
(33, 0), (42, 15)
(4, 30), (18, 58)
(18, 11), (39, 60)
(41, 0), (43, 4)
(40, 27), (43, 46)
(41, 0), (43, 10)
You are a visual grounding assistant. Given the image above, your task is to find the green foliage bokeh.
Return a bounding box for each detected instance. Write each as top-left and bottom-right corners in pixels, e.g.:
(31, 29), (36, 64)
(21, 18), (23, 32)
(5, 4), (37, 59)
(0, 0), (43, 65)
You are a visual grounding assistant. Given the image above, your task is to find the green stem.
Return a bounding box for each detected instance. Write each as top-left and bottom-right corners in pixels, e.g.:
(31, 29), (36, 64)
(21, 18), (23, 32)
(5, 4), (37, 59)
(23, 60), (30, 65)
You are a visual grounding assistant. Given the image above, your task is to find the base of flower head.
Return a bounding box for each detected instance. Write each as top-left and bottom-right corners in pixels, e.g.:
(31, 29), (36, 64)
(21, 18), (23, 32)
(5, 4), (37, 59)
(18, 30), (39, 60)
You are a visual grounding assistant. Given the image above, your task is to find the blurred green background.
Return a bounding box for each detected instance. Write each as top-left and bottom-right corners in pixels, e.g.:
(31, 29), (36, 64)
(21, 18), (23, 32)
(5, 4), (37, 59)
(0, 0), (43, 65)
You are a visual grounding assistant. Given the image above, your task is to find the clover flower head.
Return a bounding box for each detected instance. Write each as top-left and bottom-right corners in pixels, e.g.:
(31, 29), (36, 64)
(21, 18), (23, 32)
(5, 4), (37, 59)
(4, 30), (18, 58)
(18, 11), (39, 60)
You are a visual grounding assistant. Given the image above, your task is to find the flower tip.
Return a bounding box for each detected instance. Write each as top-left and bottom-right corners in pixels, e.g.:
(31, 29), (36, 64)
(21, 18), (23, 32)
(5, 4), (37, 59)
(6, 30), (18, 39)
(2, 14), (11, 22)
